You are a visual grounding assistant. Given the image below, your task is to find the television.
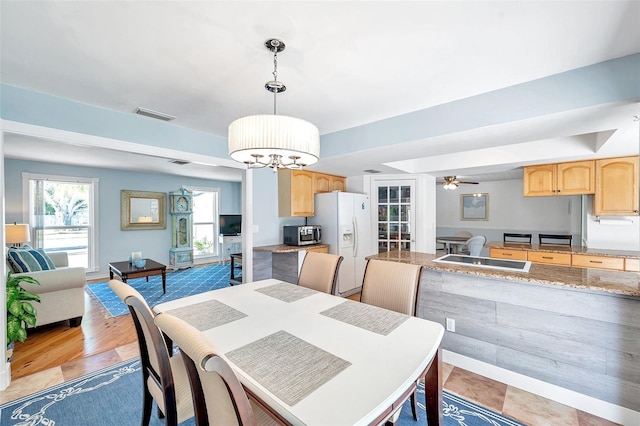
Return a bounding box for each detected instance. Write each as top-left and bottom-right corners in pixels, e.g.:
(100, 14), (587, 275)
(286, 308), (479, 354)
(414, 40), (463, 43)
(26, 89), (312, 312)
(219, 214), (242, 236)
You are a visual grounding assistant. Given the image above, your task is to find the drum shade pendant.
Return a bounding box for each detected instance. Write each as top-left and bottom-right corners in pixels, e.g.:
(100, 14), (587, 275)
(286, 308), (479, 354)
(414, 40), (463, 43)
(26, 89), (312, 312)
(228, 39), (319, 170)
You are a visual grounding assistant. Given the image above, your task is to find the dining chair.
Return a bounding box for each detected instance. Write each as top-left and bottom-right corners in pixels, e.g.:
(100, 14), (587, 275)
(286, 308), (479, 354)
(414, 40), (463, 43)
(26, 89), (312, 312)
(503, 233), (532, 244)
(465, 235), (486, 257)
(154, 312), (280, 426)
(297, 251), (343, 294)
(539, 233), (572, 246)
(108, 280), (194, 426)
(454, 231), (474, 254)
(360, 259), (423, 422)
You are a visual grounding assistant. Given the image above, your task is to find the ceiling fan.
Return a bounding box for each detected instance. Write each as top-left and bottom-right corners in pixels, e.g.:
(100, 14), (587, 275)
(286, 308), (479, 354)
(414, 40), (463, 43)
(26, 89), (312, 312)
(438, 176), (479, 190)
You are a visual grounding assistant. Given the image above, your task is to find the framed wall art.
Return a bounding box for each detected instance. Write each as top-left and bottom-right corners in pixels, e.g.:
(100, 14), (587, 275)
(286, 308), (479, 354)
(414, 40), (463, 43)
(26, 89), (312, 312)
(460, 193), (488, 221)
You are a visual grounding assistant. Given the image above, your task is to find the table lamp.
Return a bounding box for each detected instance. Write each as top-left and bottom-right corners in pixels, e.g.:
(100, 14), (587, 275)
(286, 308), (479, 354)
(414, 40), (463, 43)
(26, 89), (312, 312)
(5, 223), (31, 247)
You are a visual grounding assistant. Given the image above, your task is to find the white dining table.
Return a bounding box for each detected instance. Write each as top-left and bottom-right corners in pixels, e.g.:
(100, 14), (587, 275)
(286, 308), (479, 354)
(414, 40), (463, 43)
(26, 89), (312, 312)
(154, 279), (444, 426)
(435, 236), (470, 254)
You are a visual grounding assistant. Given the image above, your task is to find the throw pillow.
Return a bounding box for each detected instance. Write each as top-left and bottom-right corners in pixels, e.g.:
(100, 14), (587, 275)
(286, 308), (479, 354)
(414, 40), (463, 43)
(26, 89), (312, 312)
(7, 248), (56, 273)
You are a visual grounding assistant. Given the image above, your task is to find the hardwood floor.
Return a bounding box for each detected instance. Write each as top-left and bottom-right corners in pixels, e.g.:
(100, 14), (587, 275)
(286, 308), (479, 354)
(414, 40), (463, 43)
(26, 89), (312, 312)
(11, 282), (137, 380)
(4, 283), (621, 425)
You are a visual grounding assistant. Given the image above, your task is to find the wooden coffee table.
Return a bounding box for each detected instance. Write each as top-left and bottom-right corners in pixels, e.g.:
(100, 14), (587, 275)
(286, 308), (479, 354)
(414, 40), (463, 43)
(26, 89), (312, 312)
(108, 259), (168, 294)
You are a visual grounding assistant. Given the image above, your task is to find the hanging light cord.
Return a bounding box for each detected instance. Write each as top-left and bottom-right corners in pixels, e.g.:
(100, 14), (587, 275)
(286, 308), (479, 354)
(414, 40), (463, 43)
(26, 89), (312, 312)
(272, 47), (278, 115)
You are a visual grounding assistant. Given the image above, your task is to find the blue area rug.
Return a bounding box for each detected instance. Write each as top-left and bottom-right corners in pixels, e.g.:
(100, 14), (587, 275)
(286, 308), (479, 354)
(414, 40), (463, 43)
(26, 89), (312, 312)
(0, 359), (525, 426)
(86, 263), (230, 317)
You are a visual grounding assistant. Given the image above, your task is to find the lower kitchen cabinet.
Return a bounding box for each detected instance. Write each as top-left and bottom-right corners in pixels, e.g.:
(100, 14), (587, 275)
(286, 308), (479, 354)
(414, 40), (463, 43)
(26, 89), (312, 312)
(489, 248), (527, 261)
(572, 254), (625, 271)
(526, 251), (572, 266)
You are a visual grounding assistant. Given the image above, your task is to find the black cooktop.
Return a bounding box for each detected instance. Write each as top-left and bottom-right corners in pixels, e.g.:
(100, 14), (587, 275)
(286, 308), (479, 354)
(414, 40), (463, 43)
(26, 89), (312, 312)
(433, 254), (531, 272)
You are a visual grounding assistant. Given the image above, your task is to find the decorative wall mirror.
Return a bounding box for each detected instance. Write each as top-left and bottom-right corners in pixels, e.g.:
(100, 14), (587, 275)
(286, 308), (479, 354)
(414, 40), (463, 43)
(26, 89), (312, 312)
(121, 190), (167, 230)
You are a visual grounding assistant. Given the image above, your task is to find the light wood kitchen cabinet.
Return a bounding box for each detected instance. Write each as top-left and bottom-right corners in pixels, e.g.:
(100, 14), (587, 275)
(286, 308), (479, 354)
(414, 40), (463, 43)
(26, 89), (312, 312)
(526, 251), (572, 266)
(489, 248), (528, 261)
(313, 172), (346, 193)
(571, 254), (624, 271)
(278, 170), (315, 217)
(305, 245), (329, 254)
(523, 160), (595, 196)
(625, 258), (640, 272)
(278, 170), (346, 217)
(594, 156), (639, 216)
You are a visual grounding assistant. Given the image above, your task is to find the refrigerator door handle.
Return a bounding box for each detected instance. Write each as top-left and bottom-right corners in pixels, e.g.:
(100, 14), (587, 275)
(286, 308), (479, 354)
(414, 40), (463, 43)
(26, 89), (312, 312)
(353, 216), (358, 257)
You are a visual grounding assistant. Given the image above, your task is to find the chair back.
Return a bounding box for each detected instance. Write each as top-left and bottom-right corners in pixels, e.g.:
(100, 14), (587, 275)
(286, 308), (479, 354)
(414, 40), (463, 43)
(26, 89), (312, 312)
(154, 312), (258, 426)
(539, 234), (572, 246)
(108, 280), (182, 425)
(503, 233), (532, 244)
(360, 259), (422, 316)
(297, 252), (343, 294)
(465, 235), (486, 257)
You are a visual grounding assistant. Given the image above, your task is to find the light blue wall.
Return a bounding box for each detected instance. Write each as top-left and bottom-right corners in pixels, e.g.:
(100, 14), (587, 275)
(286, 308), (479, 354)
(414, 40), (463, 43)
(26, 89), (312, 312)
(4, 159), (241, 276)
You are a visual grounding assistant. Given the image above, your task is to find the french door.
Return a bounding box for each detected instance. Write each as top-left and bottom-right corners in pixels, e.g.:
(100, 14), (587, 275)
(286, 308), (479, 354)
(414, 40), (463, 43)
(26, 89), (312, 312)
(375, 180), (416, 253)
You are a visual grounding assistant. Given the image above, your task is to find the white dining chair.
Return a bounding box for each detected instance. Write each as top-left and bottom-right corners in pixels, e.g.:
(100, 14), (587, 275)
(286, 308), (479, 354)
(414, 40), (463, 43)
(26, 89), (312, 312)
(465, 235), (486, 257)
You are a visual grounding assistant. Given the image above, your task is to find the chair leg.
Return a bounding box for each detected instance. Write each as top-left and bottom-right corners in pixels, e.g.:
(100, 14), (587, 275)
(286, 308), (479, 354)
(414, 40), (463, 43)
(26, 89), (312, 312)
(411, 389), (418, 420)
(142, 388), (153, 426)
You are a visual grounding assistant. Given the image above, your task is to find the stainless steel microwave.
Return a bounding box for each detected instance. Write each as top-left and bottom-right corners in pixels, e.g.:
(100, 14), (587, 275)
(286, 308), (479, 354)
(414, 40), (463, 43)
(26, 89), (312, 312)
(283, 225), (322, 246)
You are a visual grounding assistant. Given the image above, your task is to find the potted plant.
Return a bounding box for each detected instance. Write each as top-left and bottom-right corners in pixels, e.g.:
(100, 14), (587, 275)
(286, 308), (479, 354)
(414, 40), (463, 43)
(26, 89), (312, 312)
(6, 271), (40, 361)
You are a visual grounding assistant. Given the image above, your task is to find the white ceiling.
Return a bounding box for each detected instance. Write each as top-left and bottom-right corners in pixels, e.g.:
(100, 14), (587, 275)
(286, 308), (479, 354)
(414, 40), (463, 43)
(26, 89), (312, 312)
(2, 1), (639, 182)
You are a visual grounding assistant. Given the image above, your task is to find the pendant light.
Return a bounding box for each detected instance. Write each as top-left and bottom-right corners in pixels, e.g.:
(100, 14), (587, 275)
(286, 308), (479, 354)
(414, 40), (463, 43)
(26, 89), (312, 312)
(228, 39), (320, 170)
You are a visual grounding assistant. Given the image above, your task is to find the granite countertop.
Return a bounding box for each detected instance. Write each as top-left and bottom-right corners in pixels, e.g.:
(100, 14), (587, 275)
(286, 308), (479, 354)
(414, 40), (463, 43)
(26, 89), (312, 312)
(366, 251), (640, 298)
(253, 244), (329, 253)
(486, 241), (640, 259)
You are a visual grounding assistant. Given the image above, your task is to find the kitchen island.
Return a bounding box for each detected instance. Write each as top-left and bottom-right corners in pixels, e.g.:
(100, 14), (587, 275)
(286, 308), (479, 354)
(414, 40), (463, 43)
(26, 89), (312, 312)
(253, 244), (329, 283)
(367, 251), (640, 414)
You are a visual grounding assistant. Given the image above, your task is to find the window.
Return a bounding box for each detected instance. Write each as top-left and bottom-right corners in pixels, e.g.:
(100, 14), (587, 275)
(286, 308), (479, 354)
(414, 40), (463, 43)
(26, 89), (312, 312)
(189, 187), (220, 260)
(23, 173), (99, 272)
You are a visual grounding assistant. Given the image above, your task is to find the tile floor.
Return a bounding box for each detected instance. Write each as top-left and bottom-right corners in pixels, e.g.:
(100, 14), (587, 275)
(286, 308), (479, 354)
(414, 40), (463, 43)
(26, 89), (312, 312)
(0, 342), (620, 425)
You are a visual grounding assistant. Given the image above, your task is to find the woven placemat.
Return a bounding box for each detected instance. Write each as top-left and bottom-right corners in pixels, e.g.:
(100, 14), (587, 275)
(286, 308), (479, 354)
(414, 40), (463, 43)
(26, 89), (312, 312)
(254, 282), (316, 303)
(165, 299), (247, 331)
(320, 300), (409, 335)
(226, 330), (351, 406)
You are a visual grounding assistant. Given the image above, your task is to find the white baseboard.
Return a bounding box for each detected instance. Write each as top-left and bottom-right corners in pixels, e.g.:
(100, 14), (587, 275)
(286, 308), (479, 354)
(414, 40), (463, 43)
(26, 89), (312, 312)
(443, 350), (640, 426)
(0, 362), (12, 391)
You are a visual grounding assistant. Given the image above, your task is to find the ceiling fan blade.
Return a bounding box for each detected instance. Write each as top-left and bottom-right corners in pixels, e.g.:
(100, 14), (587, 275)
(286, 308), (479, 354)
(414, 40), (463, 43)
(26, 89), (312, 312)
(457, 181), (479, 185)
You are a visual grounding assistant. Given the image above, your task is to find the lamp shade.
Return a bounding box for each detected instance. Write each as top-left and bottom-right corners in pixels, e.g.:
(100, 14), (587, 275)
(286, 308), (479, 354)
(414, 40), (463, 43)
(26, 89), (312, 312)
(5, 223), (30, 245)
(228, 114), (320, 167)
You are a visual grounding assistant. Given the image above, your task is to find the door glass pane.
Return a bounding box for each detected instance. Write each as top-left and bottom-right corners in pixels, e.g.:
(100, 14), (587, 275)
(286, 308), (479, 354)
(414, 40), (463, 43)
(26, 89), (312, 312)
(378, 187), (388, 203)
(401, 186), (411, 203)
(389, 186), (399, 203)
(378, 205), (387, 221)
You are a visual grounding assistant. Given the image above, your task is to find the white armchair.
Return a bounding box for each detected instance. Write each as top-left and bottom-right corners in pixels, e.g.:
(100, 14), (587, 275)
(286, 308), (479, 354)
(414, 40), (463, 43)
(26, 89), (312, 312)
(9, 251), (86, 327)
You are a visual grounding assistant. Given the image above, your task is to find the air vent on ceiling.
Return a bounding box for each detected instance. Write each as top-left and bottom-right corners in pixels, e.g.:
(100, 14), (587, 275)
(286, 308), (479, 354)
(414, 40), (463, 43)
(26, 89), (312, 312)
(170, 160), (190, 165)
(134, 107), (176, 121)
(364, 169), (382, 174)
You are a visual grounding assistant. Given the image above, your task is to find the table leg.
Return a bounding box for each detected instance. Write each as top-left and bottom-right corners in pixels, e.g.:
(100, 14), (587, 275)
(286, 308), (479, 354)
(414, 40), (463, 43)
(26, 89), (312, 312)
(109, 269), (114, 280)
(162, 269), (166, 294)
(424, 347), (442, 426)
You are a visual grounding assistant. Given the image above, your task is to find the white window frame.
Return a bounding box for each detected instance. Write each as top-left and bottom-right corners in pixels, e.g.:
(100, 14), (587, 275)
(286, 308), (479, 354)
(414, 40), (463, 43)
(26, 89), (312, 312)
(22, 172), (99, 272)
(183, 185), (220, 264)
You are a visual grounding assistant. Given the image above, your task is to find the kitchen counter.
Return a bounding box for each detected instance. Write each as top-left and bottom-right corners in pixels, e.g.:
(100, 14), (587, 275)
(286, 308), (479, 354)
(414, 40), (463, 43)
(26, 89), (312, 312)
(366, 251), (640, 297)
(253, 243), (329, 253)
(485, 241), (640, 258)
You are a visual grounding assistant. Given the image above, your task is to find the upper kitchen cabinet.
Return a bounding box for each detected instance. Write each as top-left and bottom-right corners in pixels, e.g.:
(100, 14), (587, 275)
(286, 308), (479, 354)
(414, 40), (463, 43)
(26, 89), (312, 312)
(523, 160), (595, 196)
(594, 156), (639, 216)
(278, 170), (315, 217)
(314, 172), (346, 193)
(278, 170), (347, 217)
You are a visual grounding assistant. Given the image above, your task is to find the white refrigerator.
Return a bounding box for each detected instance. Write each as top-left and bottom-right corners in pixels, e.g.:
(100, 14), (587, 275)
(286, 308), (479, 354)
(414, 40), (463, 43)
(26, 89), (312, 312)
(309, 192), (372, 296)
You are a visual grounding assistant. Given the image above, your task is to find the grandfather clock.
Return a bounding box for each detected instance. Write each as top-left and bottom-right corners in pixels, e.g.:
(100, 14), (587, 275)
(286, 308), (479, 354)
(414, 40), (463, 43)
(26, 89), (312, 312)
(169, 188), (194, 269)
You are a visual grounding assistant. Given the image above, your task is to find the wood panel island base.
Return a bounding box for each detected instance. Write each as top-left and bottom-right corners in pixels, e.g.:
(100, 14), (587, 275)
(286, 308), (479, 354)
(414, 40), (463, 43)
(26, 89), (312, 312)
(367, 251), (640, 423)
